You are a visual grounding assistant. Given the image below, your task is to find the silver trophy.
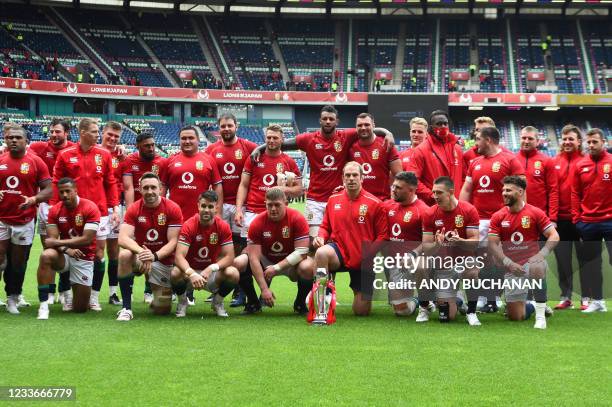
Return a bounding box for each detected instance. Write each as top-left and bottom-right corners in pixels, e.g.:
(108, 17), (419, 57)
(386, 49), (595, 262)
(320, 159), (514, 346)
(312, 267), (330, 325)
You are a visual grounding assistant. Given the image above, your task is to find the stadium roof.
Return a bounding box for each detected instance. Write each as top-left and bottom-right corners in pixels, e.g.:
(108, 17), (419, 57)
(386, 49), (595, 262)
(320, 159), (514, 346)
(19, 0), (612, 16)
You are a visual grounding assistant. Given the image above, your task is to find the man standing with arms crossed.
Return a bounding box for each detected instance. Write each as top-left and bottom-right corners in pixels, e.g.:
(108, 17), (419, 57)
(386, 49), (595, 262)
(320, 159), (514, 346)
(0, 125), (53, 314)
(53, 118), (120, 312)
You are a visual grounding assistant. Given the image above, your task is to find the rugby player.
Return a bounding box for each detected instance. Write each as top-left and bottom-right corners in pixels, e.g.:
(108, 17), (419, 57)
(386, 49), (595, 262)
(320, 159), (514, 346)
(234, 188), (313, 315)
(419, 177), (481, 325)
(383, 171), (428, 316)
(551, 125), (587, 310)
(235, 124), (302, 238)
(123, 131), (167, 305)
(116, 173), (182, 321)
(572, 128), (611, 313)
(349, 113), (401, 200)
(313, 162), (388, 316)
(406, 110), (464, 205)
(29, 118), (74, 304)
(172, 190), (239, 318)
(53, 118), (120, 311)
(101, 121), (125, 306)
(399, 117), (428, 170)
(459, 126), (524, 312)
(488, 176), (559, 329)
(163, 125), (223, 221)
(36, 178), (100, 319)
(1, 125), (52, 314)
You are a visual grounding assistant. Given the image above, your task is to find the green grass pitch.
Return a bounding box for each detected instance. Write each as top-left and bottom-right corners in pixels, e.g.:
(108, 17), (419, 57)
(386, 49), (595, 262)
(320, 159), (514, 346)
(1, 201), (610, 405)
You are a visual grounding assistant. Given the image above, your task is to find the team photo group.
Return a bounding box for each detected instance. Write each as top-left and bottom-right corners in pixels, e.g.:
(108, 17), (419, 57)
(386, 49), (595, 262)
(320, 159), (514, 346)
(1, 105), (610, 329)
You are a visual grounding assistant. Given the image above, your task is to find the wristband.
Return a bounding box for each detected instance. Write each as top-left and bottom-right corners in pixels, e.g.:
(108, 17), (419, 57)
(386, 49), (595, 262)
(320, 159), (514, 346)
(153, 252), (159, 262)
(273, 264), (281, 272)
(502, 256), (513, 267)
(210, 263), (220, 272)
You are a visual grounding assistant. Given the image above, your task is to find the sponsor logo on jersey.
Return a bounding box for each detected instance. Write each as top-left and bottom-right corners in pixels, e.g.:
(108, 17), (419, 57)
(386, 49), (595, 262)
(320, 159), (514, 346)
(257, 162), (265, 168)
(75, 214), (83, 227)
(334, 141), (342, 152)
(209, 232), (218, 245)
(196, 161), (204, 171)
(174, 162), (182, 167)
(534, 161), (542, 170)
(521, 216), (530, 229)
(492, 162), (501, 173)
(138, 216), (147, 223)
(276, 163), (284, 173)
(46, 152), (54, 159)
(501, 220), (511, 227)
(388, 210), (395, 216)
(555, 165), (561, 170)
(582, 167), (589, 173)
(271, 241), (284, 253)
(59, 216), (68, 223)
(435, 219), (444, 227)
(282, 226), (290, 239)
(372, 149), (380, 160)
(196, 234), (203, 242)
(0, 165), (7, 170)
(403, 211), (413, 223)
(95, 154), (102, 166)
(353, 152), (361, 158)
(334, 203), (341, 210)
(158, 213), (166, 226)
(263, 231), (272, 238)
(20, 162), (29, 174)
(455, 215), (464, 228)
(235, 149), (243, 160)
(216, 153), (223, 159)
(359, 204), (368, 216)
(475, 164), (481, 171)
(69, 157), (78, 164)
(132, 165), (140, 171)
(315, 144), (323, 150)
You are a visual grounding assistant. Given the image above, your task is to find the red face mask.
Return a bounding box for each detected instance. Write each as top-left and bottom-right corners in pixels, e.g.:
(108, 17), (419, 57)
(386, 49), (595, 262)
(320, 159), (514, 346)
(434, 127), (449, 138)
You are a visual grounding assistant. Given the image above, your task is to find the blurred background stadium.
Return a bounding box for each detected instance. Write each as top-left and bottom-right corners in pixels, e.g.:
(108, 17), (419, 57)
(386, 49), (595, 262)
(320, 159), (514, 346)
(1, 0), (610, 172)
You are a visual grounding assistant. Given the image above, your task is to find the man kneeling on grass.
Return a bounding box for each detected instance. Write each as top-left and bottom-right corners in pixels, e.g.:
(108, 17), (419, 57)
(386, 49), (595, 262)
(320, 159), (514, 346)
(171, 190), (239, 318)
(116, 173), (183, 321)
(37, 178), (100, 319)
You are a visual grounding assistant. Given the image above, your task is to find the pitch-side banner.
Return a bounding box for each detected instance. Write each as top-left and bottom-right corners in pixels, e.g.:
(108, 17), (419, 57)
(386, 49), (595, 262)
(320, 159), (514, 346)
(0, 77), (368, 105)
(448, 92), (555, 106)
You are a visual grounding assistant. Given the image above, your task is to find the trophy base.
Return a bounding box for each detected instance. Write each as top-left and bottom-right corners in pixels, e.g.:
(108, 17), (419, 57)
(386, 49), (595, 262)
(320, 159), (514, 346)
(312, 316), (328, 325)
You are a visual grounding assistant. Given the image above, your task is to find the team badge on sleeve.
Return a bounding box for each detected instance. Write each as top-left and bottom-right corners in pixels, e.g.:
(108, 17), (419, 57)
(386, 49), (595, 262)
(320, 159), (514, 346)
(492, 162), (501, 173)
(75, 214), (83, 227)
(196, 161), (204, 170)
(209, 233), (218, 245)
(403, 211), (413, 223)
(359, 204), (368, 216)
(455, 215), (464, 228)
(157, 213), (166, 226)
(20, 162), (29, 174)
(521, 216), (530, 229)
(334, 141), (342, 152)
(235, 150), (243, 160)
(282, 226), (290, 239)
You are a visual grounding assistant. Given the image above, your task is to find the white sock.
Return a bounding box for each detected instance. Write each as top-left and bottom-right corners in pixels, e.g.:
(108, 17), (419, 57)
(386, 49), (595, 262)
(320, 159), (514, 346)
(109, 286), (118, 296)
(63, 290), (73, 301)
(39, 302), (49, 310)
(535, 302), (546, 319)
(90, 290), (99, 302)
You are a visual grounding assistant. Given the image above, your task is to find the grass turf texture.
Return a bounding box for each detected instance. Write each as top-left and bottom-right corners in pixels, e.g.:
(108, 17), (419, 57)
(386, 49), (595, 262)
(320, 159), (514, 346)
(1, 201), (610, 406)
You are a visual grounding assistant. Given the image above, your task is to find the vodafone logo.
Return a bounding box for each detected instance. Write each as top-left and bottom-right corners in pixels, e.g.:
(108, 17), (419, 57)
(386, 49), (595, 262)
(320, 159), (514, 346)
(198, 247), (209, 259)
(224, 162), (236, 175)
(479, 176), (491, 188)
(362, 163), (373, 175)
(391, 223), (401, 237)
(197, 89), (209, 100)
(271, 241), (284, 253)
(323, 155), (335, 167)
(68, 228), (78, 238)
(182, 172), (194, 184)
(510, 231), (524, 245)
(5, 176), (19, 189)
(263, 174), (275, 186)
(146, 229), (159, 241)
(534, 170), (541, 176)
(66, 83), (78, 94)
